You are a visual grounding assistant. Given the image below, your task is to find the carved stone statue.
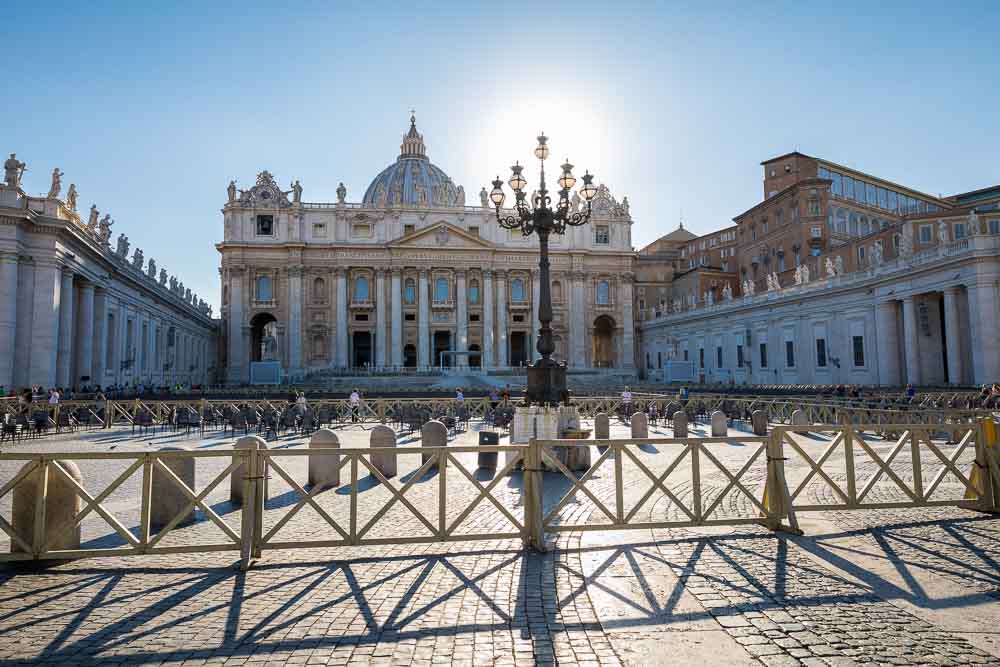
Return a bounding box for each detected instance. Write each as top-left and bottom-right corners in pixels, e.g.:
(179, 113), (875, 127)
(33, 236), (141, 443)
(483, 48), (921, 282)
(794, 265), (803, 285)
(390, 183), (402, 206)
(621, 196), (630, 216)
(4, 153), (25, 188)
(571, 191), (581, 213)
(87, 205), (99, 232)
(835, 256), (844, 275)
(898, 225), (914, 258)
(337, 182), (347, 204)
(825, 257), (836, 277)
(98, 214), (113, 244)
(178, 281), (185, 296)
(159, 268), (168, 286)
(746, 279), (755, 296)
(66, 184), (78, 211)
(169, 276), (178, 292)
(479, 187), (489, 208)
(722, 283), (733, 301)
(414, 181), (428, 206)
(968, 209), (980, 233)
(292, 180), (302, 204)
(801, 263), (810, 283)
(871, 240), (884, 265)
(227, 180), (236, 203)
(47, 168), (63, 198)
(115, 233), (130, 258)
(704, 290), (713, 306)
(184, 288), (192, 302)
(131, 247), (144, 269)
(456, 185), (465, 207)
(376, 183), (387, 207)
(435, 182), (449, 206)
(937, 219), (948, 243)
(672, 297), (681, 312)
(147, 258), (157, 279)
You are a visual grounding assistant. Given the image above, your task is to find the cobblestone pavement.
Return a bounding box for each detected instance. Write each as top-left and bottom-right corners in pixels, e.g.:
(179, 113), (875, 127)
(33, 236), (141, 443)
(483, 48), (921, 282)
(0, 418), (998, 665)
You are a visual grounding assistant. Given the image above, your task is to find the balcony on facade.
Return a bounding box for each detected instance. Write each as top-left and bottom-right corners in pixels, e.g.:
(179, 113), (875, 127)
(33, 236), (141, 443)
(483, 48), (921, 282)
(431, 299), (455, 310)
(350, 299), (375, 310)
(507, 299), (530, 312)
(252, 299), (276, 308)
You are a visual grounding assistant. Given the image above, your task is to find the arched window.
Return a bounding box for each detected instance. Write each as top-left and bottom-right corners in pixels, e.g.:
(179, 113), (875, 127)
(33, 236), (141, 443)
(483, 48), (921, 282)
(859, 216), (870, 236)
(354, 276), (369, 302)
(468, 279), (480, 304)
(849, 212), (859, 237)
(404, 279), (416, 304)
(836, 208), (847, 234)
(256, 276), (272, 302)
(596, 280), (610, 305)
(552, 280), (563, 302)
(511, 278), (525, 303)
(435, 277), (449, 302)
(313, 277), (325, 300)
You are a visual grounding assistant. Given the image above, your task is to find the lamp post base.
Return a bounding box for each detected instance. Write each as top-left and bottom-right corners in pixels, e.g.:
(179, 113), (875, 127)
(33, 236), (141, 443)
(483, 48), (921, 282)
(526, 360), (568, 407)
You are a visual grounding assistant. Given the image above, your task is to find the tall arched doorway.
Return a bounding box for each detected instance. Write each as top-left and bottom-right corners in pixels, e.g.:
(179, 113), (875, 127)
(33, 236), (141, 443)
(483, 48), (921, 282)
(592, 315), (616, 368)
(250, 313), (278, 363)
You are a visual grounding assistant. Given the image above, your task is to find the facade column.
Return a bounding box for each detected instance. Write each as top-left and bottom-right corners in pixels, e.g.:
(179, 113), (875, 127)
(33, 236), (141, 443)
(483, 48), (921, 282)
(901, 295), (920, 386)
(570, 272), (586, 367)
(117, 301), (127, 385)
(456, 270), (468, 367)
(336, 268), (349, 369)
(966, 280), (1000, 385)
(92, 288), (107, 385)
(620, 274), (635, 369)
(288, 266), (303, 376)
(375, 269), (387, 369)
(0, 253), (18, 390)
(942, 287), (964, 385)
(495, 270), (508, 367)
(75, 282), (95, 385)
(482, 270), (495, 369)
(227, 269), (245, 383)
(390, 268), (403, 368)
(531, 269), (540, 363)
(417, 270), (430, 369)
(13, 260), (35, 389)
(56, 269), (75, 387)
(875, 300), (900, 386)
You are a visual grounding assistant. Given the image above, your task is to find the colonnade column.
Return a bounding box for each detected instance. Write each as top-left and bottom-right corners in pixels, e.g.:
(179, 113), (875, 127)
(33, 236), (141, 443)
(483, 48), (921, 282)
(456, 270), (468, 368)
(966, 280), (1000, 385)
(620, 274), (635, 369)
(30, 263), (62, 389)
(375, 269), (387, 369)
(56, 268), (75, 387)
(288, 266), (303, 376)
(390, 268), (403, 368)
(482, 270), (494, 369)
(875, 300), (900, 386)
(495, 270), (508, 367)
(92, 288), (107, 385)
(0, 253), (18, 389)
(336, 268), (348, 369)
(417, 270), (430, 369)
(530, 270), (540, 363)
(570, 272), (586, 368)
(227, 269), (245, 383)
(942, 287), (964, 385)
(75, 282), (95, 385)
(901, 295), (920, 386)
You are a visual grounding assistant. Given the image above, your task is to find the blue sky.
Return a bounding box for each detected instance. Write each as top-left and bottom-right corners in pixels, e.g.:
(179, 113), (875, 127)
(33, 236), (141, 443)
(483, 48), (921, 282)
(3, 1), (998, 309)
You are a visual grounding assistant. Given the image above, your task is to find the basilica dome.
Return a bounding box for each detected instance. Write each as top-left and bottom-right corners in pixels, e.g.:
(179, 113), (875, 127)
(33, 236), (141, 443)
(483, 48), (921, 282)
(362, 115), (465, 208)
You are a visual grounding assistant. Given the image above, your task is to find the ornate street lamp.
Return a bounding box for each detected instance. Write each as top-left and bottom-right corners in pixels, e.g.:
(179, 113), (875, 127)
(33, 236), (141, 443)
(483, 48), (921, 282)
(491, 133), (598, 405)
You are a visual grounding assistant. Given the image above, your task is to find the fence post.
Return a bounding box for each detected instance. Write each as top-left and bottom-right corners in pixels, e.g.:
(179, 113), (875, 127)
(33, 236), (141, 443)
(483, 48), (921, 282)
(970, 418), (1000, 512)
(526, 439), (545, 552)
(239, 442), (257, 570)
(763, 429), (799, 533)
(844, 425), (857, 506)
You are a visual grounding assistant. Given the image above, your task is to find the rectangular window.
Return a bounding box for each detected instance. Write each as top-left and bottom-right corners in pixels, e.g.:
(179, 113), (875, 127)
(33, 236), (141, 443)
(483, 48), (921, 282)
(954, 223), (966, 239)
(830, 172), (842, 196)
(878, 187), (889, 210)
(468, 226), (479, 237)
(816, 339), (827, 367)
(256, 215), (273, 236)
(683, 349), (689, 361)
(852, 336), (865, 366)
(737, 344), (744, 368)
(762, 221), (769, 235)
(470, 313), (480, 322)
(699, 348), (705, 369)
(866, 183), (877, 206)
(785, 340), (795, 368)
(858, 246), (865, 263)
(842, 176), (854, 200)
(355, 313), (368, 321)
(404, 224), (415, 236)
(716, 346), (723, 369)
(312, 223), (327, 238)
(759, 342), (768, 368)
(919, 225), (933, 243)
(888, 191), (899, 212)
(404, 313), (415, 321)
(594, 225), (610, 244)
(658, 352), (662, 368)
(990, 219), (1000, 234)
(513, 314), (524, 323)
(811, 225), (822, 238)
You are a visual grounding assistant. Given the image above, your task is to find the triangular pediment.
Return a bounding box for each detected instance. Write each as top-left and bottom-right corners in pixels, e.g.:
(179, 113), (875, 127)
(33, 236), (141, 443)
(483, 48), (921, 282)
(388, 222), (494, 249)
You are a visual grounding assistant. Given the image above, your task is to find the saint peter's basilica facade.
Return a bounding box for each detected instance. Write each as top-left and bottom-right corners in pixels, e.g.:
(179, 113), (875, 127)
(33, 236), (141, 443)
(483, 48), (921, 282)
(218, 116), (637, 383)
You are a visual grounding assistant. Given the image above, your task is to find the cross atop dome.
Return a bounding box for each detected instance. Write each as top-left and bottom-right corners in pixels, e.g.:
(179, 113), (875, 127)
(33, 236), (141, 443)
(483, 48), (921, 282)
(399, 110), (428, 160)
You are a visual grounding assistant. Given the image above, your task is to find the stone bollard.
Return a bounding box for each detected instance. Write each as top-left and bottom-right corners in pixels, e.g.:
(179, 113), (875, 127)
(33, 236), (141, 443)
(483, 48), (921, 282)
(790, 409), (809, 429)
(630, 412), (648, 438)
(751, 410), (768, 436)
(421, 420), (448, 466)
(308, 428), (341, 488)
(673, 411), (688, 438)
(711, 410), (727, 437)
(370, 425), (398, 478)
(151, 446), (196, 529)
(231, 435), (268, 505)
(594, 412), (610, 440)
(12, 459), (83, 553)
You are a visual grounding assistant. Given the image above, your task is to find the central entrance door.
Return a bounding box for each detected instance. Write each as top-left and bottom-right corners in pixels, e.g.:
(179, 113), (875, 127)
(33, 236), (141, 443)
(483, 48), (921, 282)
(352, 331), (372, 368)
(434, 331), (452, 368)
(510, 331), (529, 367)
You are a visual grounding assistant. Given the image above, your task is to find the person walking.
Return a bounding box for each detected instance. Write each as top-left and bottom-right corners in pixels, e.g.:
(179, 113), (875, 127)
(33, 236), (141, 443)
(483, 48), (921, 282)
(48, 387), (60, 420)
(349, 388), (361, 423)
(621, 385), (633, 421)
